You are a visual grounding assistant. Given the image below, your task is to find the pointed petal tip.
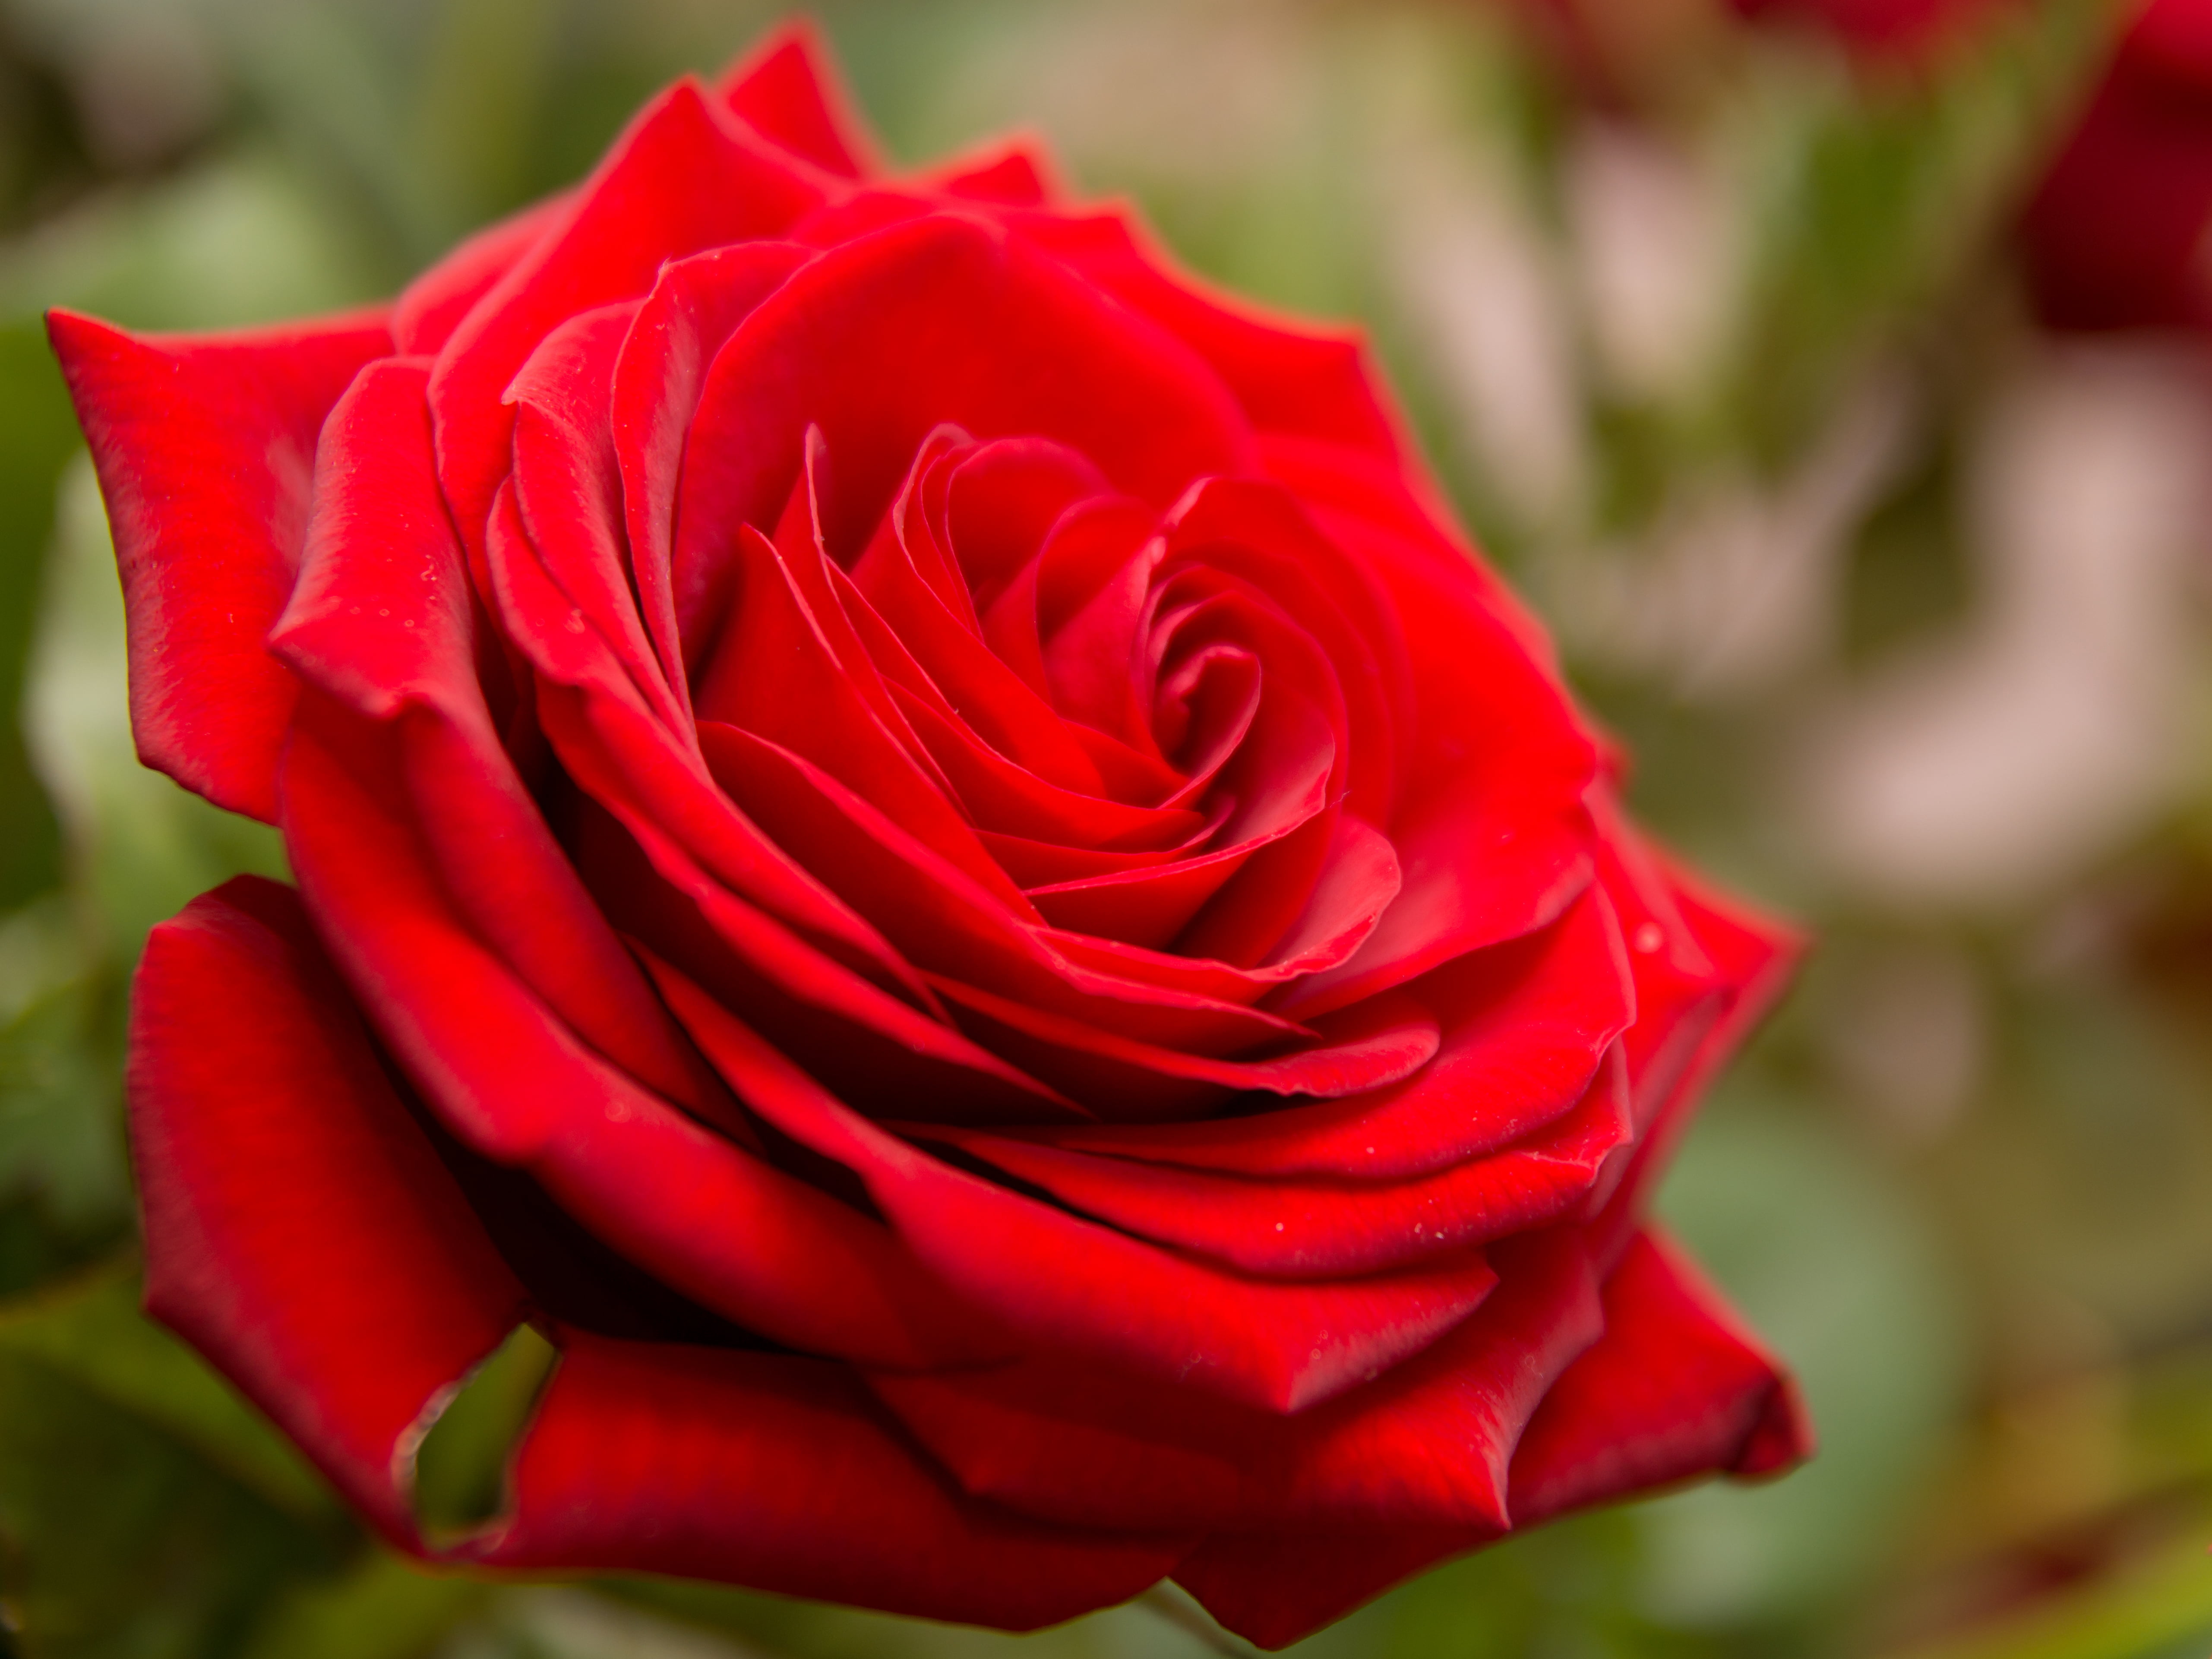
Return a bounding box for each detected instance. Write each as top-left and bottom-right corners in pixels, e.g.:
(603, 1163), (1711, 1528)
(714, 17), (880, 180)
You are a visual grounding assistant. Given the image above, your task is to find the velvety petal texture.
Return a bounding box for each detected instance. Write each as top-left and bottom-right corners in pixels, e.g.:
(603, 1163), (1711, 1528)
(57, 18), (1809, 1650)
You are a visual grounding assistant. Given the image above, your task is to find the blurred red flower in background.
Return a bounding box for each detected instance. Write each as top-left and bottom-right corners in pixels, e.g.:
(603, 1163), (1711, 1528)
(1731, 0), (2016, 64)
(2022, 0), (2212, 332)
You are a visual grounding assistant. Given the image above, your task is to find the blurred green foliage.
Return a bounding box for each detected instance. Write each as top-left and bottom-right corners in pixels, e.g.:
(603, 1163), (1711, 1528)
(1, 0), (2209, 1656)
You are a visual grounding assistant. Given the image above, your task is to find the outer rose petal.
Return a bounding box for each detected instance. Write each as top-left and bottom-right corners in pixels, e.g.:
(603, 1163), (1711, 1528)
(272, 357), (725, 1124)
(920, 137), (1063, 207)
(867, 1228), (1601, 1534)
(428, 79), (826, 564)
(1171, 1230), (1811, 1650)
(1507, 1228), (1814, 1523)
(280, 694), (1002, 1371)
(45, 306), (393, 821)
(474, 1335), (1189, 1627)
(130, 876), (526, 1545)
(1583, 837), (1806, 1267)
(713, 18), (878, 179)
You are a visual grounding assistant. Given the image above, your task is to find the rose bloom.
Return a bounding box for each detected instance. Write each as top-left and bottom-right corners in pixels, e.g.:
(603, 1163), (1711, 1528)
(49, 22), (1808, 1648)
(2022, 0), (2212, 332)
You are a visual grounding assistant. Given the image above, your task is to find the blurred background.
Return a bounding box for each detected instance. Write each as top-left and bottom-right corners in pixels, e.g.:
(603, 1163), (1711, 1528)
(3, 0), (2212, 1653)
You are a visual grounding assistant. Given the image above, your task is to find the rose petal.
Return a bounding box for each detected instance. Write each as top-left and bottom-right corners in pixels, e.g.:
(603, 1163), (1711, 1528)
(919, 136), (1063, 207)
(847, 452), (1114, 796)
(130, 876), (525, 1545)
(1169, 1232), (1810, 1650)
(271, 357), (724, 1120)
(1582, 831), (1804, 1268)
(280, 696), (997, 1369)
(1006, 883), (1633, 1179)
(942, 435), (1108, 596)
(613, 242), (813, 705)
(713, 18), (878, 180)
(472, 1334), (1187, 1627)
(670, 212), (1254, 638)
(871, 1227), (1599, 1533)
(1160, 477), (1413, 826)
(692, 527), (1028, 905)
(924, 976), (1442, 1122)
(696, 719), (1311, 1057)
(1507, 1227), (1813, 1525)
(932, 1046), (1627, 1277)
(565, 782), (1085, 1128)
(1260, 430), (1560, 668)
(47, 306), (392, 820)
(507, 302), (689, 733)
(430, 79), (826, 564)
(1279, 518), (1602, 1019)
(477, 480), (923, 995)
(651, 959), (1503, 1413)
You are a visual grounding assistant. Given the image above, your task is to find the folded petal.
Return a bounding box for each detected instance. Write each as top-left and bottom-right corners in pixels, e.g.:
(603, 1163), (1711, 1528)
(130, 876), (525, 1545)
(47, 306), (392, 820)
(926, 975), (1440, 1122)
(613, 242), (814, 702)
(1582, 825), (1805, 1267)
(1507, 1227), (1813, 1525)
(693, 717), (1306, 1058)
(272, 357), (720, 1122)
(931, 1047), (1627, 1277)
(1000, 885), (1633, 1180)
(1170, 1230), (1811, 1650)
(507, 303), (689, 734)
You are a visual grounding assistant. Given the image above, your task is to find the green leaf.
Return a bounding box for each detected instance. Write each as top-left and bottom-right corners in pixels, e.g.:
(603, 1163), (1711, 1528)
(0, 974), (128, 1263)
(238, 1550), (483, 1659)
(0, 319), (80, 912)
(0, 1337), (348, 1657)
(1643, 1093), (1968, 1627)
(0, 1261), (336, 1523)
(413, 1322), (554, 1542)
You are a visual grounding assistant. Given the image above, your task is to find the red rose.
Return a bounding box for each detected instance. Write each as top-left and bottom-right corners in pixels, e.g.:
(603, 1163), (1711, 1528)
(2021, 0), (2212, 332)
(48, 21), (1808, 1648)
